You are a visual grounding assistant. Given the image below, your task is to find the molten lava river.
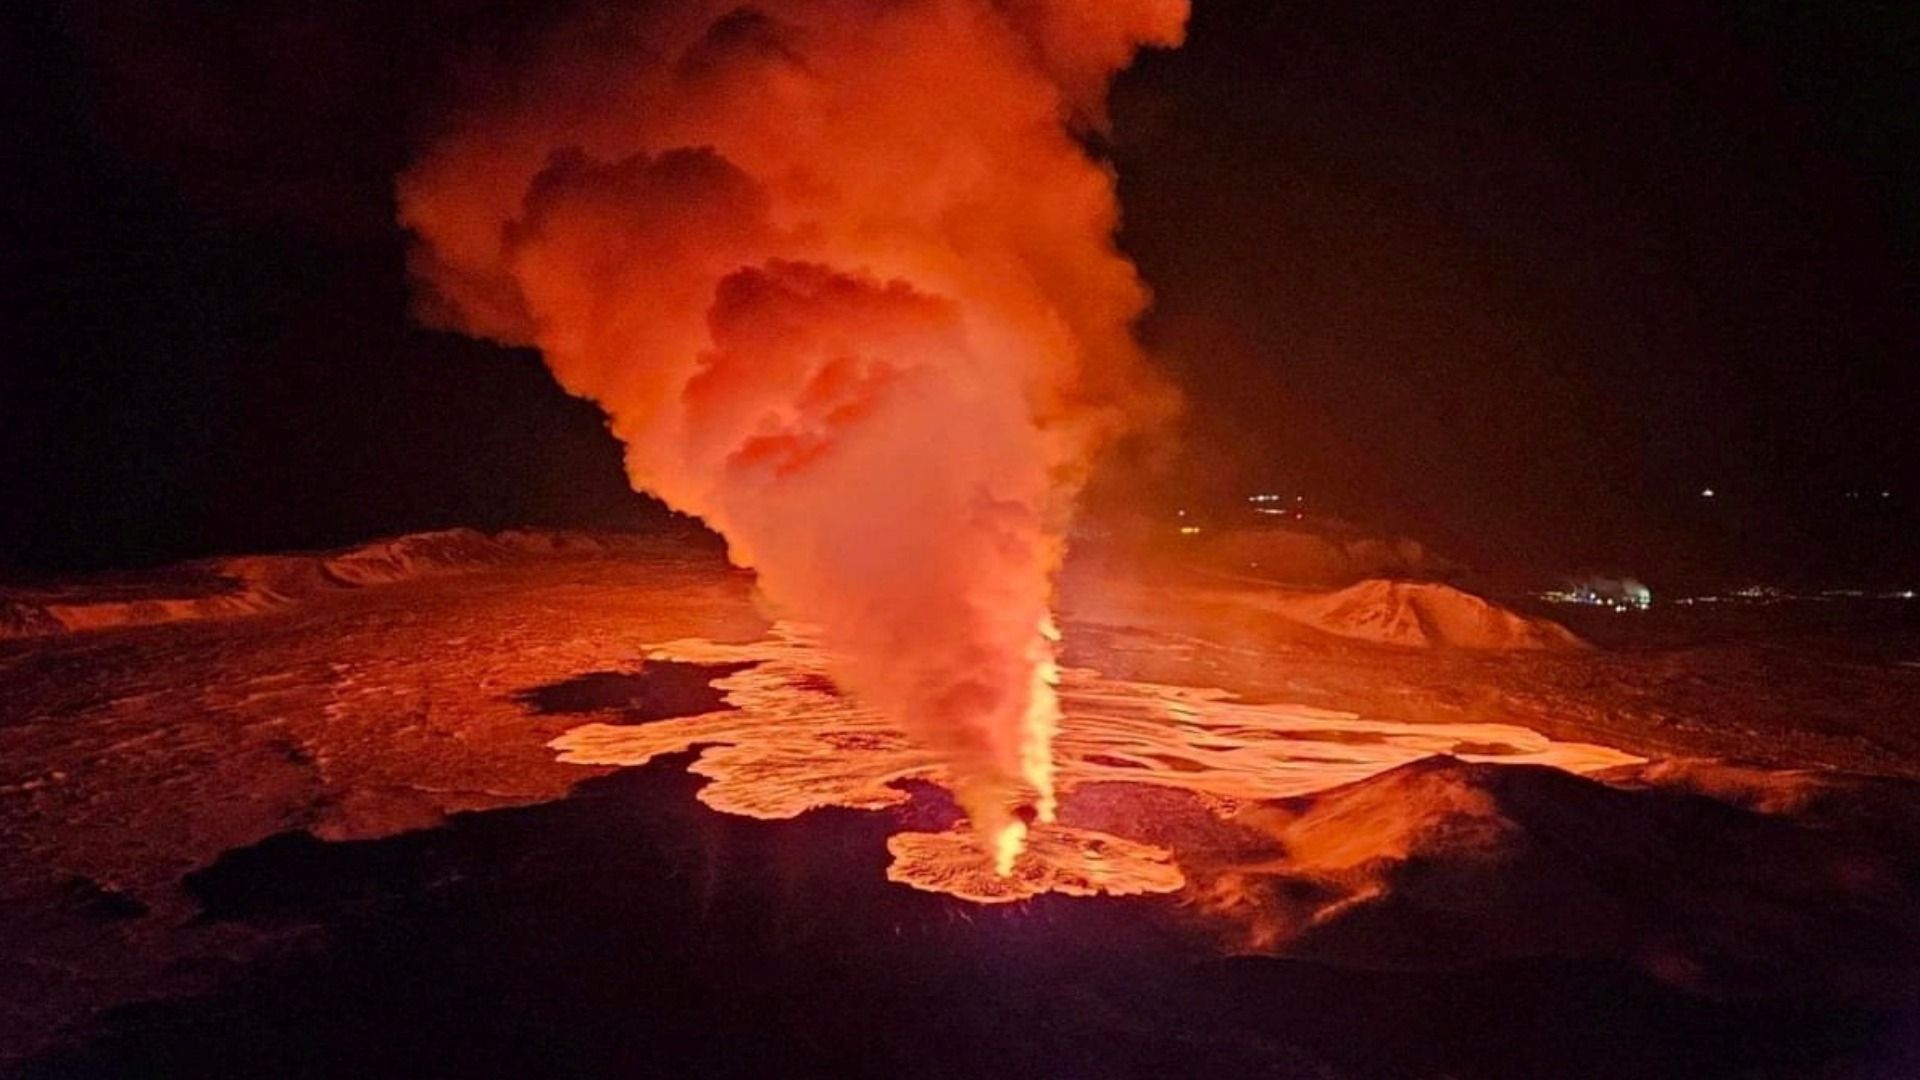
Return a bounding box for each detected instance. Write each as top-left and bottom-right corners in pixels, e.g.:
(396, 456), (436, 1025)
(551, 624), (1640, 904)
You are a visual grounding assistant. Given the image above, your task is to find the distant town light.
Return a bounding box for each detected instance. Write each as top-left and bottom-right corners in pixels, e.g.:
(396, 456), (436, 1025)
(1178, 525), (1203, 536)
(1538, 577), (1652, 611)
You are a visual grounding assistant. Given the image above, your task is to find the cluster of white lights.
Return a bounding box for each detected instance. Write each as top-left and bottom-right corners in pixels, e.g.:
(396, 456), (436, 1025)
(1538, 589), (1653, 612)
(1246, 494), (1305, 504)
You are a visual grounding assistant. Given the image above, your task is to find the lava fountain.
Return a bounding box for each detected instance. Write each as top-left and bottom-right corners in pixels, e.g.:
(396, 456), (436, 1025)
(399, 0), (1188, 861)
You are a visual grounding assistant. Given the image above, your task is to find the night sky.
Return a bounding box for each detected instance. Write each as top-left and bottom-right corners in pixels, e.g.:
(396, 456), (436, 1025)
(4, 0), (1914, 584)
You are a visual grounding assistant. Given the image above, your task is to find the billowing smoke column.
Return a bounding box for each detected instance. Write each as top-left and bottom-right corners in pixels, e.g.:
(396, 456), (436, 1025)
(400, 0), (1185, 864)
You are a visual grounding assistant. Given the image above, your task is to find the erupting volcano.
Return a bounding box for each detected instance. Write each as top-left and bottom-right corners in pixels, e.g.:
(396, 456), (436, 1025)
(400, 0), (1188, 862)
(12, 0), (1920, 1074)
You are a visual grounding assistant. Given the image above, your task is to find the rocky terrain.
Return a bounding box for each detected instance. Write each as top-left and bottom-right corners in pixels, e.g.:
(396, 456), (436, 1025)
(3, 530), (1918, 1077)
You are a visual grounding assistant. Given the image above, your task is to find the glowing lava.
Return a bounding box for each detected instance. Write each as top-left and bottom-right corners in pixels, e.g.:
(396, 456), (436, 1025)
(992, 821), (1027, 878)
(549, 624), (1642, 902)
(890, 824), (1183, 904)
(1022, 615), (1065, 829)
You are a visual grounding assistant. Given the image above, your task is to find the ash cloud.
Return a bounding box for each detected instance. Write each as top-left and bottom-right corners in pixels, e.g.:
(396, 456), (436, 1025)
(400, 0), (1186, 845)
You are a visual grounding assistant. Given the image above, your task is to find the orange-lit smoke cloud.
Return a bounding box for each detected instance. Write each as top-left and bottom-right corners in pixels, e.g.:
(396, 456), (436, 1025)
(399, 0), (1186, 847)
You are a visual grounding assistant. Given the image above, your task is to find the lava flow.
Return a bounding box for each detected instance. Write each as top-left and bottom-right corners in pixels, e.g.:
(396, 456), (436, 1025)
(550, 625), (1642, 903)
(401, 0), (1188, 859)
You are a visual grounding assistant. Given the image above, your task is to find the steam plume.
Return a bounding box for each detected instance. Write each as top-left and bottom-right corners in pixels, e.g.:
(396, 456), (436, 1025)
(399, 0), (1185, 853)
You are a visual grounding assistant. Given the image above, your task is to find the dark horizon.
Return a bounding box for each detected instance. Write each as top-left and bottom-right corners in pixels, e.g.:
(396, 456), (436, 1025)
(4, 0), (1915, 587)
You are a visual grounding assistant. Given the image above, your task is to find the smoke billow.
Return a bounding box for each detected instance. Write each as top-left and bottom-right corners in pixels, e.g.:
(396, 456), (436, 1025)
(399, 0), (1186, 856)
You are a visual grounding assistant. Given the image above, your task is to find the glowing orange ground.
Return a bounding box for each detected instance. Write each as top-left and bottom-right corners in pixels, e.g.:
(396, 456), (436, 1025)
(549, 624), (1641, 902)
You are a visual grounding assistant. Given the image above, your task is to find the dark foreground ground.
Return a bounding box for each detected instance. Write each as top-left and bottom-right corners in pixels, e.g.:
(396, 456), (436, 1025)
(3, 535), (1919, 1078)
(22, 761), (1913, 1080)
